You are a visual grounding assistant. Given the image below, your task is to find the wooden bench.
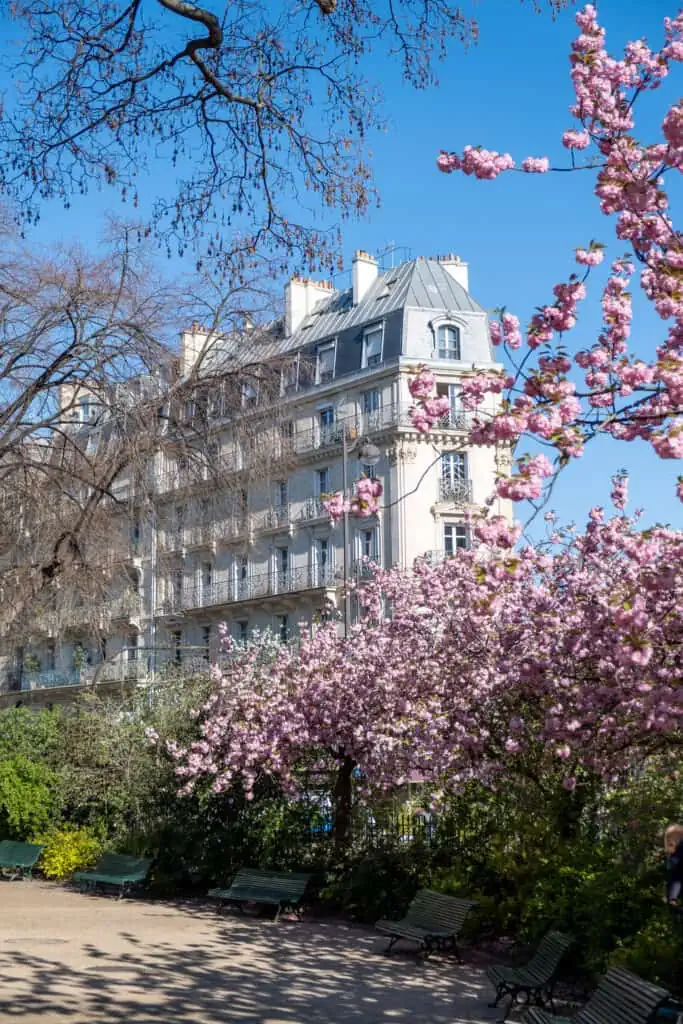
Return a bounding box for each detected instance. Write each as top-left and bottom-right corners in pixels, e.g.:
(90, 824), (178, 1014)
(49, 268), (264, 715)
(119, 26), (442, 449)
(375, 889), (477, 960)
(0, 840), (44, 880)
(487, 931), (573, 1020)
(74, 853), (153, 899)
(208, 868), (312, 921)
(523, 966), (669, 1024)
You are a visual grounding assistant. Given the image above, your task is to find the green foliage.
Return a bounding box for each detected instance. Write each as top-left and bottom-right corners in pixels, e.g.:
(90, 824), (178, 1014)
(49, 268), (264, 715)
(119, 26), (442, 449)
(37, 826), (103, 880)
(0, 682), (680, 992)
(610, 906), (683, 990)
(0, 755), (61, 839)
(0, 707), (62, 764)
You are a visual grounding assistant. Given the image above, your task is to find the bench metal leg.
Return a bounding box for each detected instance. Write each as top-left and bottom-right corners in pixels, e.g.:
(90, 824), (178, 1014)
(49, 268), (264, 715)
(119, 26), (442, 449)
(384, 935), (400, 954)
(489, 982), (509, 1008)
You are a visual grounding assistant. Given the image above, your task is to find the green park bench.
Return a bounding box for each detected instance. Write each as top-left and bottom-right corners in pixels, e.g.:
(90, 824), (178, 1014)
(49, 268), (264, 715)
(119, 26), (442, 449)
(487, 930), (574, 1020)
(0, 840), (44, 879)
(74, 853), (153, 899)
(208, 868), (312, 921)
(375, 889), (477, 959)
(522, 966), (669, 1024)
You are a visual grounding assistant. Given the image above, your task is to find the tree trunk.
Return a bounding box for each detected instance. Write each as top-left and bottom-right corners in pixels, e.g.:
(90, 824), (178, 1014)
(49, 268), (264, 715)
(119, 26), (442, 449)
(333, 755), (356, 847)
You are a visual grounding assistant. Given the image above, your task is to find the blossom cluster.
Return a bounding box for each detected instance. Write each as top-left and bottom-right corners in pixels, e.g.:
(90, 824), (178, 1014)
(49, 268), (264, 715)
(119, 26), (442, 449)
(173, 509), (683, 801)
(323, 476), (384, 523)
(434, 4), (683, 504)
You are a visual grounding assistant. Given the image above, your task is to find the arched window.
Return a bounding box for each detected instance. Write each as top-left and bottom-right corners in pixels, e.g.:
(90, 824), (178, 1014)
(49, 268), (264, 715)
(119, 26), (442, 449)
(437, 324), (461, 360)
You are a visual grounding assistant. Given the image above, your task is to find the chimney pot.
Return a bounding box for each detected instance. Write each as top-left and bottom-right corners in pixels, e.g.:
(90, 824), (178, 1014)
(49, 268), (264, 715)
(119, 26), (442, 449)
(352, 249), (378, 305)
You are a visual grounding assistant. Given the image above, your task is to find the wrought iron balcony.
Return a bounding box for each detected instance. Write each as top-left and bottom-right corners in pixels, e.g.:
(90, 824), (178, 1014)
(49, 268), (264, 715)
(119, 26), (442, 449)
(109, 593), (144, 621)
(158, 565), (338, 615)
(252, 504), (291, 531)
(438, 409), (472, 431)
(438, 479), (473, 504)
(299, 497), (329, 522)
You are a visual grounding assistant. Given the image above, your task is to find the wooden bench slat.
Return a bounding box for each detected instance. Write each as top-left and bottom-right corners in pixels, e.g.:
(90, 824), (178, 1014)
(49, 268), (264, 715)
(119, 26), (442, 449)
(74, 853), (153, 897)
(208, 868), (312, 918)
(375, 890), (477, 958)
(522, 967), (669, 1024)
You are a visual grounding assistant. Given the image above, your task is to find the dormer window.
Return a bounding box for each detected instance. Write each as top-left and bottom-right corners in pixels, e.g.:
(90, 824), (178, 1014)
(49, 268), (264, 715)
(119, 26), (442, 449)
(241, 380), (258, 408)
(362, 324), (383, 368)
(317, 343), (336, 384)
(438, 324), (461, 360)
(281, 357), (299, 395)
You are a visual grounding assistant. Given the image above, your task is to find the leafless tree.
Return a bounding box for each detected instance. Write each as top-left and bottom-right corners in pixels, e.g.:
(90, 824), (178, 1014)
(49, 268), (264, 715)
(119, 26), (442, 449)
(0, 0), (566, 279)
(0, 219), (297, 660)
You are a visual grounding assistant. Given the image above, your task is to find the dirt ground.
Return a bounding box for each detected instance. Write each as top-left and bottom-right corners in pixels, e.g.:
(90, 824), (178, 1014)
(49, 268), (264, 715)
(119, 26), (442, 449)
(0, 880), (502, 1024)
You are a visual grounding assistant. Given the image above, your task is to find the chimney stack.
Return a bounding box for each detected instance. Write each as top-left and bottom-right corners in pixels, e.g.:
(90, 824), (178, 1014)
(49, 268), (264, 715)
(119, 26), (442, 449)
(180, 323), (214, 374)
(352, 249), (378, 306)
(284, 275), (334, 336)
(435, 253), (469, 293)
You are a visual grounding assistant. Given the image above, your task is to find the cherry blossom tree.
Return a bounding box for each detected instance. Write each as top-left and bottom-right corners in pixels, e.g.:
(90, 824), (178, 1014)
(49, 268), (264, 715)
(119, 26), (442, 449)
(173, 498), (683, 840)
(428, 4), (683, 507)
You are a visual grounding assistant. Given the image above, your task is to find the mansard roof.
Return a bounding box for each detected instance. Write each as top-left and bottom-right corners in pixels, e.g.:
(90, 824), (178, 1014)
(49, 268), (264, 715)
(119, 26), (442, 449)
(197, 256), (486, 374)
(286, 256), (485, 350)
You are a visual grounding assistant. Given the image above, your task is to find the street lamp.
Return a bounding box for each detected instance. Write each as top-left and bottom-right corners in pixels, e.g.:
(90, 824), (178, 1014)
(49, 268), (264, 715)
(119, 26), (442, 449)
(341, 426), (381, 637)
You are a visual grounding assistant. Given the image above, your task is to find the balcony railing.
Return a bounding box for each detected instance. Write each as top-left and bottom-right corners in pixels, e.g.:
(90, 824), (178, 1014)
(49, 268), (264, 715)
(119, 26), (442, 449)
(438, 409), (472, 432)
(299, 497), (329, 522)
(251, 504), (291, 531)
(157, 565), (338, 614)
(438, 479), (473, 504)
(109, 593), (144, 621)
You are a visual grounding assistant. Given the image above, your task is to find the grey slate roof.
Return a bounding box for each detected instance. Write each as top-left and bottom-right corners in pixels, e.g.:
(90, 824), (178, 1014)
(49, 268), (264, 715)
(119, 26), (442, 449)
(198, 257), (485, 373)
(286, 257), (485, 351)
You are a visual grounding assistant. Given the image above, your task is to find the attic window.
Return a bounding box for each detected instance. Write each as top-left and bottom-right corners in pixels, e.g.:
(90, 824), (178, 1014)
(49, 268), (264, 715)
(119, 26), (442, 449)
(376, 277), (397, 300)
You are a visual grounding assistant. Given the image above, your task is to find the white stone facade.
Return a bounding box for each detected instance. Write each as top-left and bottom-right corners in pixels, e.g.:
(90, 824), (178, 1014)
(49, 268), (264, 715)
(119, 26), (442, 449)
(2, 252), (511, 701)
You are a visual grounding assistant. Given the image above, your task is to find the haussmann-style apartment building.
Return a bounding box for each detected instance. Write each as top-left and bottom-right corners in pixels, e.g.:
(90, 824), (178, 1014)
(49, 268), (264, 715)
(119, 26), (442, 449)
(1, 249), (512, 705)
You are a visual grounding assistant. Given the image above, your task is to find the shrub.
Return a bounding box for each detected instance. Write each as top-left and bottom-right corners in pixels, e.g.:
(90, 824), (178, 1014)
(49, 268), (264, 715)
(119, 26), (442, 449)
(610, 906), (683, 991)
(0, 755), (61, 839)
(37, 826), (103, 880)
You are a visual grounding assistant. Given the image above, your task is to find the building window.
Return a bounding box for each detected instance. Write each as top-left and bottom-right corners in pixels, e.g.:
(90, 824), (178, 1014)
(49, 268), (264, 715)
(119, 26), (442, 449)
(276, 480), (288, 507)
(281, 357), (299, 395)
(171, 572), (183, 606)
(361, 388), (380, 413)
(315, 537), (330, 583)
(241, 380), (258, 408)
(440, 451), (469, 501)
(202, 625), (211, 662)
(277, 614), (289, 642)
(317, 343), (336, 384)
(78, 395), (92, 422)
(362, 325), (383, 368)
(235, 620), (249, 644)
(236, 557), (249, 595)
(46, 643), (56, 672)
(444, 523), (469, 555)
(436, 383), (465, 428)
(437, 324), (461, 360)
(316, 467), (330, 495)
(201, 561), (213, 591)
(276, 546), (289, 582)
(128, 632), (138, 662)
(360, 528), (378, 561)
(319, 406), (334, 428)
(361, 463), (377, 480)
(171, 630), (182, 665)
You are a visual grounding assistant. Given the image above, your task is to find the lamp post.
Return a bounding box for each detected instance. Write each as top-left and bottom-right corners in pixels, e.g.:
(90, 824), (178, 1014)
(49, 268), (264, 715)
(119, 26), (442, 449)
(341, 425), (381, 637)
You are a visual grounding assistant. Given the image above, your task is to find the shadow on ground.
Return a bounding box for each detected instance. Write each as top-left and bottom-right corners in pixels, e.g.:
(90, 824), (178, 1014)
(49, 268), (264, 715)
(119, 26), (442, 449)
(0, 883), (497, 1024)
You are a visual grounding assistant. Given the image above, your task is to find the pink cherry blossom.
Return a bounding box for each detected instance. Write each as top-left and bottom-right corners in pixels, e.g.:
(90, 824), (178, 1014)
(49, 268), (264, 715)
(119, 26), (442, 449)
(432, 3), (683, 506)
(575, 247), (605, 266)
(174, 507), (683, 820)
(521, 156), (550, 173)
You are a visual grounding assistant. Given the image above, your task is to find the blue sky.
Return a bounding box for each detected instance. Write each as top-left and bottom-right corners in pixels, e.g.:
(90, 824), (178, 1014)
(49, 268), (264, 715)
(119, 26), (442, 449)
(4, 0), (682, 531)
